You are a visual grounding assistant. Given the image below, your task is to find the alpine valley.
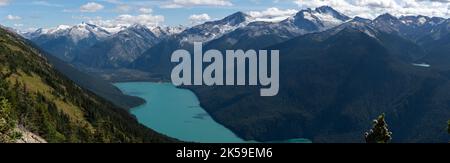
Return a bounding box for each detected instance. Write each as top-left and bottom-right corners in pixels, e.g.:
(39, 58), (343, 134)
(4, 6), (450, 143)
(0, 26), (175, 143)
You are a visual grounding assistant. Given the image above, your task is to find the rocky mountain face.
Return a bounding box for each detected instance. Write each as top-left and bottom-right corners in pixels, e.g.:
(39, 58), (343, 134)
(132, 6), (352, 79)
(15, 127), (47, 143)
(371, 13), (450, 70)
(206, 6), (351, 50)
(25, 23), (111, 62)
(73, 24), (163, 69)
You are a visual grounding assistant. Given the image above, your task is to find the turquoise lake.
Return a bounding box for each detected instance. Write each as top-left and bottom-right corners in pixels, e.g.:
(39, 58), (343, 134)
(115, 82), (246, 143)
(115, 82), (311, 143)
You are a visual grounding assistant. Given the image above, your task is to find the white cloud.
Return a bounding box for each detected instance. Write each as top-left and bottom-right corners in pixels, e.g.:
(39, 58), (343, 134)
(189, 13), (211, 25)
(139, 8), (153, 14)
(248, 7), (298, 22)
(87, 14), (165, 28)
(6, 14), (21, 20)
(292, 0), (450, 19)
(162, 0), (233, 8)
(80, 2), (104, 12)
(32, 1), (63, 7)
(116, 4), (131, 12)
(0, 0), (10, 6)
(24, 27), (39, 32)
(102, 0), (121, 4)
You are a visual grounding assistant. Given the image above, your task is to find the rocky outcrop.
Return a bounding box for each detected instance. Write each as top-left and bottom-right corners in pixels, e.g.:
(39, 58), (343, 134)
(15, 127), (47, 143)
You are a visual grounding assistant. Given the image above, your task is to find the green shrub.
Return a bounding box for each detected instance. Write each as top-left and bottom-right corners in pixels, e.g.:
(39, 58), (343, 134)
(0, 97), (21, 143)
(365, 114), (392, 143)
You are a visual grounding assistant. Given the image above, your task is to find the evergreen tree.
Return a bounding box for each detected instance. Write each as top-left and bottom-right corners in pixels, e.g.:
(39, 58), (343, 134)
(0, 97), (21, 143)
(447, 120), (449, 135)
(365, 114), (392, 143)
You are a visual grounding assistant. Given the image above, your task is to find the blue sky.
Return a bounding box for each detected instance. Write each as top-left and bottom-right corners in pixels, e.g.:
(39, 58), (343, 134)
(1, 0), (450, 32)
(0, 0), (299, 31)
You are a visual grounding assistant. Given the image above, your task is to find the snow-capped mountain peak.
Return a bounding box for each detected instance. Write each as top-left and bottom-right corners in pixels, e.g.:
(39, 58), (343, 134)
(353, 16), (372, 24)
(178, 11), (253, 43)
(279, 6), (351, 34)
(54, 25), (71, 31)
(177, 6), (352, 44)
(63, 23), (110, 43)
(314, 17), (380, 41)
(400, 15), (429, 26)
(24, 22), (111, 43)
(219, 11), (250, 26)
(315, 6), (350, 22)
(372, 13), (404, 33)
(342, 19), (379, 38)
(24, 24), (71, 37)
(399, 15), (445, 27)
(101, 25), (128, 34)
(148, 25), (185, 38)
(128, 24), (148, 31)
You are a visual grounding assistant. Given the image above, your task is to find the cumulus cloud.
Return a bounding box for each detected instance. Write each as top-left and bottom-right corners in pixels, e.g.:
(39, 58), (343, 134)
(162, 0), (233, 8)
(139, 8), (153, 14)
(0, 0), (10, 6)
(248, 7), (298, 22)
(189, 13), (211, 25)
(80, 2), (104, 12)
(6, 14), (21, 20)
(102, 0), (122, 4)
(32, 1), (63, 7)
(116, 4), (131, 12)
(87, 14), (165, 28)
(292, 0), (450, 18)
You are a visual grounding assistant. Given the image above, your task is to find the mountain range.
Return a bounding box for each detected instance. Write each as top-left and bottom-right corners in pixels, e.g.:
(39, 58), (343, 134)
(19, 6), (450, 142)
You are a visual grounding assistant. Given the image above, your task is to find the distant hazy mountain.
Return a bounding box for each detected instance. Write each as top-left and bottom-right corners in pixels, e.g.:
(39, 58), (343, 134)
(371, 14), (450, 70)
(73, 24), (164, 69)
(133, 6), (352, 77)
(419, 20), (450, 70)
(207, 6), (351, 50)
(177, 11), (253, 44)
(25, 23), (183, 71)
(25, 23), (111, 62)
(131, 11), (257, 77)
(281, 6), (350, 33)
(373, 14), (446, 41)
(330, 17), (427, 62)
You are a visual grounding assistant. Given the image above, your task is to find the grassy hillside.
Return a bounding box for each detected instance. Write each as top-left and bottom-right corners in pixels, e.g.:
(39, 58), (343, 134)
(0, 27), (175, 143)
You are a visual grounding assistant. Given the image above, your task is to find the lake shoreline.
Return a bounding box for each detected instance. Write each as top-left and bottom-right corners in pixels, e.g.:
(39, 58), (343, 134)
(115, 81), (252, 141)
(115, 81), (311, 143)
(115, 82), (249, 143)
